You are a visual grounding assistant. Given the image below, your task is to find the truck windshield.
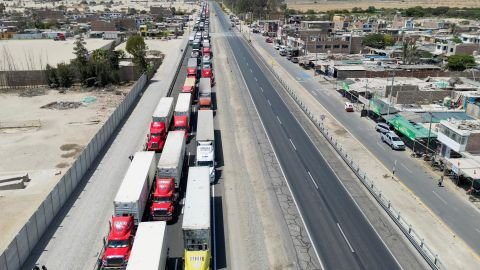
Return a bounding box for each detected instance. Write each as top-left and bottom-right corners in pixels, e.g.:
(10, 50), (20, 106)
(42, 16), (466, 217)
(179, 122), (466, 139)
(197, 161), (213, 167)
(153, 196), (171, 203)
(108, 239), (129, 248)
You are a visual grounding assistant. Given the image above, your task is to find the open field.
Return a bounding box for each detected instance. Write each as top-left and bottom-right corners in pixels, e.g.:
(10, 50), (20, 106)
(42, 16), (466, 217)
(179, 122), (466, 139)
(0, 39), (113, 71)
(287, 0), (480, 11)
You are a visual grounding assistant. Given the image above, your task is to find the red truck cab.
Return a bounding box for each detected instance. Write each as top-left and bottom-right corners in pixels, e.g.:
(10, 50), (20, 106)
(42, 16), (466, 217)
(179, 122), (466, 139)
(150, 178), (177, 220)
(146, 121), (167, 152)
(201, 68), (215, 86)
(101, 216), (134, 269)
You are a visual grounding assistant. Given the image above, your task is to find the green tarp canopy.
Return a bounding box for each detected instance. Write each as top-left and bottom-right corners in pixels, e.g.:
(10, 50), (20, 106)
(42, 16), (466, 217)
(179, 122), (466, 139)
(385, 114), (437, 140)
(369, 98), (398, 115)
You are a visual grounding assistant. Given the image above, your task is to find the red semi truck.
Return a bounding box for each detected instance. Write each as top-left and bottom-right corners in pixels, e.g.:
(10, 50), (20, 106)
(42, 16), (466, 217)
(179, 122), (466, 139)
(100, 152), (156, 269)
(186, 58), (198, 78)
(182, 77), (196, 96)
(173, 93), (192, 132)
(145, 97), (174, 152)
(198, 78), (212, 110)
(150, 130), (186, 221)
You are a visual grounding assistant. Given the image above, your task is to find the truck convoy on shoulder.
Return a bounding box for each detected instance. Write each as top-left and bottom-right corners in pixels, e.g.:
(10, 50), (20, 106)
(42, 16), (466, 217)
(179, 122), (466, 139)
(196, 110), (215, 183)
(101, 151), (157, 269)
(150, 130), (186, 221)
(126, 221), (168, 270)
(174, 93), (192, 132)
(183, 166), (211, 270)
(97, 2), (216, 269)
(146, 97), (174, 152)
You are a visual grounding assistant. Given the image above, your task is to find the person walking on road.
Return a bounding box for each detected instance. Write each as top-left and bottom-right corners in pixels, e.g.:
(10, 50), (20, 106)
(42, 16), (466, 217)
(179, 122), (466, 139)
(128, 154), (134, 162)
(438, 175), (444, 187)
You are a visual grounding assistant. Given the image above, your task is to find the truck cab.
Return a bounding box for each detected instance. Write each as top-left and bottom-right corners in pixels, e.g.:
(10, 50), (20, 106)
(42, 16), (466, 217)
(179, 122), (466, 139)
(146, 121), (167, 152)
(173, 93), (192, 132)
(196, 141), (215, 183)
(101, 216), (134, 269)
(150, 178), (177, 221)
(146, 98), (174, 152)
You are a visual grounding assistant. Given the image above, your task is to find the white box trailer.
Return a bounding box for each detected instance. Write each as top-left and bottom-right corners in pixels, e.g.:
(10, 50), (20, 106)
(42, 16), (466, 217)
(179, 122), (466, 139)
(182, 167), (211, 255)
(182, 166), (210, 231)
(157, 130), (186, 188)
(174, 93), (192, 118)
(196, 110), (215, 183)
(126, 221), (168, 270)
(152, 97), (174, 127)
(114, 151), (156, 225)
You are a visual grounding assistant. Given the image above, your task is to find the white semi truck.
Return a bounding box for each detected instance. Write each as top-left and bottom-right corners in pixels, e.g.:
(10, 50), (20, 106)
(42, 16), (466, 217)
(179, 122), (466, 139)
(196, 109), (215, 183)
(113, 151), (156, 225)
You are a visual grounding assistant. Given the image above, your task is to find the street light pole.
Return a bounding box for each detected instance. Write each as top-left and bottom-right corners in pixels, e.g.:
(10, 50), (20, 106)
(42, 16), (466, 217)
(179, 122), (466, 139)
(387, 72), (395, 116)
(427, 112), (433, 153)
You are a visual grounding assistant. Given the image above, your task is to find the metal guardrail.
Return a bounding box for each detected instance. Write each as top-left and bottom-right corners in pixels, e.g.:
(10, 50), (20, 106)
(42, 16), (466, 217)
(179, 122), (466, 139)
(234, 27), (444, 270)
(270, 68), (444, 270)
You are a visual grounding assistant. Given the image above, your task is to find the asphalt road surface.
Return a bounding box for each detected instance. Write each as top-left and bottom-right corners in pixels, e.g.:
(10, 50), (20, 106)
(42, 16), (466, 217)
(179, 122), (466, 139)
(252, 31), (480, 254)
(214, 3), (402, 269)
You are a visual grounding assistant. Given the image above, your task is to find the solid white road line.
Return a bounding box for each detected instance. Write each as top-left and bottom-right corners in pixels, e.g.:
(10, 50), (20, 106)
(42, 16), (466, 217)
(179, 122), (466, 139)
(307, 171), (319, 189)
(277, 115), (282, 125)
(337, 223), (355, 253)
(289, 138), (297, 151)
(432, 190), (448, 205)
(212, 185), (217, 270)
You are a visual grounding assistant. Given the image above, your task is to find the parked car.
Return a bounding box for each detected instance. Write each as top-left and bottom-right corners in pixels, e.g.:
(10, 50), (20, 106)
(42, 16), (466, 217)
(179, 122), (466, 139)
(279, 50), (287, 56)
(265, 37), (273, 43)
(344, 102), (354, 112)
(273, 44), (280, 50)
(292, 57), (299, 63)
(375, 122), (391, 134)
(381, 132), (406, 150)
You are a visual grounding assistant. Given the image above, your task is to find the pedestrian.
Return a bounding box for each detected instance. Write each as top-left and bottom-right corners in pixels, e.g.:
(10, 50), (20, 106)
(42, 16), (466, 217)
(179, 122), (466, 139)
(42, 265), (48, 270)
(33, 266), (40, 270)
(128, 155), (134, 161)
(438, 175), (444, 187)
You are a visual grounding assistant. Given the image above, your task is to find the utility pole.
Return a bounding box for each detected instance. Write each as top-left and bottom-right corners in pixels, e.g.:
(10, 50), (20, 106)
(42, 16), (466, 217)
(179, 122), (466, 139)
(387, 72), (395, 116)
(427, 112), (433, 153)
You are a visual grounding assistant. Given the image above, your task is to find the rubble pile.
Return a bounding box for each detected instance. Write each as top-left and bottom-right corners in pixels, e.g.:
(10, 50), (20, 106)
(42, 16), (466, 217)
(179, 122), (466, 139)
(41, 101), (82, 110)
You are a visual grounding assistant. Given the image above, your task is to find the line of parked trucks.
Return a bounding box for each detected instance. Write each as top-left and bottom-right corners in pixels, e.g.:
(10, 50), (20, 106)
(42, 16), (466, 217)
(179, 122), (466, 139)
(97, 2), (215, 270)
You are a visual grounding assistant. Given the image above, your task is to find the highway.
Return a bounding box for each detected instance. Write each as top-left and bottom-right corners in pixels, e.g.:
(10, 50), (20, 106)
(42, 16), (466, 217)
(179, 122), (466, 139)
(22, 29), (228, 269)
(214, 3), (401, 269)
(251, 29), (480, 253)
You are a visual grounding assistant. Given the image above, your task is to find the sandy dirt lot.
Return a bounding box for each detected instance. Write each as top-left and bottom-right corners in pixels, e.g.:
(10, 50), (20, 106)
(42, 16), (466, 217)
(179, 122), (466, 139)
(288, 0), (480, 11)
(0, 39), (113, 71)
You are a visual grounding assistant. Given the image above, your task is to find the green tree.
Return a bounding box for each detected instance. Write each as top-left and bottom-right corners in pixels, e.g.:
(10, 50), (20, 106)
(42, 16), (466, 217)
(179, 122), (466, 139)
(451, 36), (463, 44)
(366, 6), (376, 13)
(383, 34), (395, 46)
(72, 34), (90, 82)
(56, 63), (74, 88)
(0, 3), (6, 14)
(45, 64), (58, 87)
(362, 33), (388, 49)
(73, 34), (89, 66)
(402, 42), (419, 64)
(126, 35), (148, 71)
(447, 54), (476, 71)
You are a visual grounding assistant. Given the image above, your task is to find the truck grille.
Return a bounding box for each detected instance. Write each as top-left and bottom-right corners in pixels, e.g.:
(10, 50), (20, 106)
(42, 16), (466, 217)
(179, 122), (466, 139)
(154, 209), (169, 216)
(106, 257), (124, 266)
(151, 143), (158, 149)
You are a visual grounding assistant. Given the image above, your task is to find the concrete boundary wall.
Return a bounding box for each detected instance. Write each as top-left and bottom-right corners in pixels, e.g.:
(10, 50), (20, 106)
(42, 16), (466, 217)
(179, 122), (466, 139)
(0, 73), (148, 270)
